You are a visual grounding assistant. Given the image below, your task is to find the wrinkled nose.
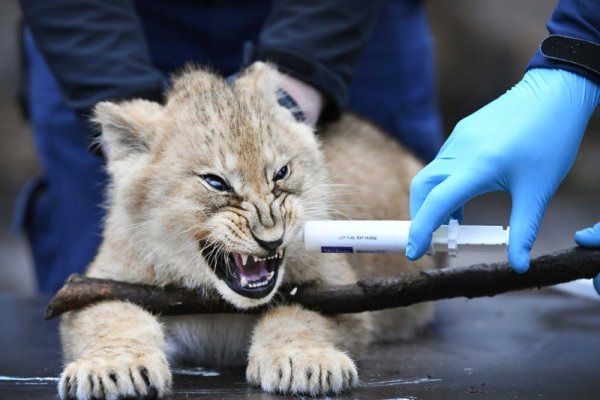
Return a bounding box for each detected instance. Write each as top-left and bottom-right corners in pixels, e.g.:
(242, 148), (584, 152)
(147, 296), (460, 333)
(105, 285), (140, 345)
(255, 237), (283, 251)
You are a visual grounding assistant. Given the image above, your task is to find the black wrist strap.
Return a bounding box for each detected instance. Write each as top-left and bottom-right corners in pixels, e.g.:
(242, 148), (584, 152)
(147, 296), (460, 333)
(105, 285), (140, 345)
(540, 35), (600, 77)
(275, 88), (306, 123)
(226, 74), (306, 123)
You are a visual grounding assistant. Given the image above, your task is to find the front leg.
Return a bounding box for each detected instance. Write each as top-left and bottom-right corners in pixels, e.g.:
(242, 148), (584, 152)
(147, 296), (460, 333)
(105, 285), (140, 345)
(246, 305), (368, 395)
(59, 301), (171, 400)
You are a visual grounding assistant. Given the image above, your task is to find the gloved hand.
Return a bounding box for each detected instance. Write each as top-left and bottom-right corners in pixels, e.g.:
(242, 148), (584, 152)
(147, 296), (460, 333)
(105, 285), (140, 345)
(574, 222), (600, 295)
(407, 68), (600, 272)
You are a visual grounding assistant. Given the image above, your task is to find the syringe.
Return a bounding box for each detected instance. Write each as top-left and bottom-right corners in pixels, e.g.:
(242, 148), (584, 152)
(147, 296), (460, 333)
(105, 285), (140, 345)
(304, 220), (509, 256)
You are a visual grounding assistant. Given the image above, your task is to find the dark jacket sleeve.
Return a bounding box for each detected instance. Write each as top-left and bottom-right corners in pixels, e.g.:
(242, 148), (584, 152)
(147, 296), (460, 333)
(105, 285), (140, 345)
(19, 0), (165, 119)
(247, 0), (385, 120)
(528, 0), (600, 85)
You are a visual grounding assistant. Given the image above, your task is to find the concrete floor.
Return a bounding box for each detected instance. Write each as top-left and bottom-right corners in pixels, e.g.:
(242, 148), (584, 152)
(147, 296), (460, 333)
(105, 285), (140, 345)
(2, 288), (599, 399)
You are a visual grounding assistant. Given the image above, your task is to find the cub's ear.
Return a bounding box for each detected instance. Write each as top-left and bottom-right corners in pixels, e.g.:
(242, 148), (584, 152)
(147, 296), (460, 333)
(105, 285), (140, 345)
(93, 100), (163, 161)
(234, 62), (280, 104)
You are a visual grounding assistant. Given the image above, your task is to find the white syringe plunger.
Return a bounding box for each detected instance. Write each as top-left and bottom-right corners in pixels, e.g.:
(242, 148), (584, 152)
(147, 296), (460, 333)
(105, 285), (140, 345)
(303, 220), (509, 256)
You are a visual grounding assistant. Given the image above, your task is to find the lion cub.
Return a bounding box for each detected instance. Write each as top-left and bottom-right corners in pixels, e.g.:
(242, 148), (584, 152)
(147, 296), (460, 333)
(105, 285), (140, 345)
(58, 63), (433, 399)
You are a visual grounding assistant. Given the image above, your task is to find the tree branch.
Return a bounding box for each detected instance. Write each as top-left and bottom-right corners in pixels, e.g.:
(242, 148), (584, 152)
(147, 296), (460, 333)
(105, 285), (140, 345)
(46, 247), (600, 320)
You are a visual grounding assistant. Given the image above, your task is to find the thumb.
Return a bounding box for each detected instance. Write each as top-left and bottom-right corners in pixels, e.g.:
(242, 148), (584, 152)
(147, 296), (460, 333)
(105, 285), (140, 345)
(574, 222), (600, 247)
(508, 190), (548, 273)
(408, 172), (483, 260)
(594, 274), (600, 296)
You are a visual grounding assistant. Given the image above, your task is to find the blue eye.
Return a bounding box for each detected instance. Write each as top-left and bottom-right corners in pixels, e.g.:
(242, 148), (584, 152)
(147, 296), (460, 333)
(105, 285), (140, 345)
(202, 174), (231, 192)
(274, 165), (289, 181)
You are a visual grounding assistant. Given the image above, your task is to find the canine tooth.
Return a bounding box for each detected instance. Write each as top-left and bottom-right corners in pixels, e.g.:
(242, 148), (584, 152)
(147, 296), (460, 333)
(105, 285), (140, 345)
(277, 249), (283, 259)
(241, 254), (248, 266)
(240, 276), (249, 287)
(290, 287), (298, 296)
(267, 271), (274, 280)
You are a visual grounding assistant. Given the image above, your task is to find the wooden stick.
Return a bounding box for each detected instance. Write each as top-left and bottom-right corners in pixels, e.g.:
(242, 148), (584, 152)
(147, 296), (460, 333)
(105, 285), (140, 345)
(45, 247), (600, 320)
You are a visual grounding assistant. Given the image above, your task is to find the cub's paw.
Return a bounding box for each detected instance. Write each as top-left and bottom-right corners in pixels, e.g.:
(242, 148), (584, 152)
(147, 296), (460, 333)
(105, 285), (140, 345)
(58, 353), (171, 400)
(246, 346), (358, 395)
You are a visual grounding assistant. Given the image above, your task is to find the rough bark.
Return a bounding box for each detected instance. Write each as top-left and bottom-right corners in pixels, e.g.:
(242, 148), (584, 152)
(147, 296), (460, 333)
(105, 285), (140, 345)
(46, 247), (600, 320)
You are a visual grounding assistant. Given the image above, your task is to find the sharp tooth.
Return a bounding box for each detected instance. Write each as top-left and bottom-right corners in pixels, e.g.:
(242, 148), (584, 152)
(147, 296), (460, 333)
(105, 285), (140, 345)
(290, 287), (298, 296)
(267, 271), (274, 281)
(277, 250), (283, 259)
(240, 276), (249, 287)
(241, 254), (248, 266)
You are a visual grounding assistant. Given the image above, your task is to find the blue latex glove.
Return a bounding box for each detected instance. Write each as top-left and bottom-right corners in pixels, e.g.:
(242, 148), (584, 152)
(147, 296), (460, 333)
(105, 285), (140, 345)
(574, 223), (600, 295)
(407, 68), (599, 272)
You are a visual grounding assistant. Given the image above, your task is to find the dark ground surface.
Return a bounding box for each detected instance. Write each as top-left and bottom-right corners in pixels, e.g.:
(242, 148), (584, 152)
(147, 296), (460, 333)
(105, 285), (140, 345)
(1, 290), (599, 400)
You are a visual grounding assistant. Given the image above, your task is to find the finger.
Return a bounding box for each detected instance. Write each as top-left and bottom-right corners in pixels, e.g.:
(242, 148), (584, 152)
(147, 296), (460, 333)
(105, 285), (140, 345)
(409, 163), (449, 219)
(508, 189), (549, 273)
(407, 171), (487, 260)
(574, 222), (600, 247)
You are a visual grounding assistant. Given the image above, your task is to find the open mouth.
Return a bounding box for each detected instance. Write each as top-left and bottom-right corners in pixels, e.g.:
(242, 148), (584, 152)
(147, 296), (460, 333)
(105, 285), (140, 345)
(201, 244), (283, 299)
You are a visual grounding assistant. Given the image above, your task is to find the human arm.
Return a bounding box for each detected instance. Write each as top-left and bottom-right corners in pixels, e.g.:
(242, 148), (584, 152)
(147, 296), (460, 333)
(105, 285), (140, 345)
(21, 0), (386, 129)
(407, 0), (600, 272)
(19, 0), (165, 145)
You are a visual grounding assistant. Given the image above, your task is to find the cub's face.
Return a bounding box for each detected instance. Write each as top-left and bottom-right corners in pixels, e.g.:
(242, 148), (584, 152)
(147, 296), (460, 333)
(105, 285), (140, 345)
(95, 63), (328, 308)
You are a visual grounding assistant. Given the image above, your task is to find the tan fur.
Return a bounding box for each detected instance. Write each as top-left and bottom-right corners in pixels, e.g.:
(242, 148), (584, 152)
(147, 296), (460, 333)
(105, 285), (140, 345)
(58, 62), (433, 399)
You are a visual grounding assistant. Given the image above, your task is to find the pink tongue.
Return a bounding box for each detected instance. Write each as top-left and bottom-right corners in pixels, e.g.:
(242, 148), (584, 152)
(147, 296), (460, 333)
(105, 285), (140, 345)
(233, 253), (268, 282)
